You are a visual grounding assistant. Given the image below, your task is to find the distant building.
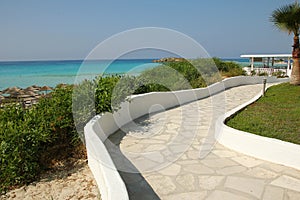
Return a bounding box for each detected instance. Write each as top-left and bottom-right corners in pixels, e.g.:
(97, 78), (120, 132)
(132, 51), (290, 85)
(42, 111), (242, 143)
(240, 54), (292, 77)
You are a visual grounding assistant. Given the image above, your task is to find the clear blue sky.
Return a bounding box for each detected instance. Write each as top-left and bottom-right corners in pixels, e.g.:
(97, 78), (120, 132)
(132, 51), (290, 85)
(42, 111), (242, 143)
(0, 0), (296, 61)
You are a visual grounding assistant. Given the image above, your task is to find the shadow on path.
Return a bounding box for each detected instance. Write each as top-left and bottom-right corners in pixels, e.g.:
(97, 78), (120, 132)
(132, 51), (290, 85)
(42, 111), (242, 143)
(104, 122), (160, 200)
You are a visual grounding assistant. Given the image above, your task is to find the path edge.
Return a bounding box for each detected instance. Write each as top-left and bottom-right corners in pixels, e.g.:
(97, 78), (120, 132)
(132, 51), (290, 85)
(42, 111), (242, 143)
(215, 79), (300, 170)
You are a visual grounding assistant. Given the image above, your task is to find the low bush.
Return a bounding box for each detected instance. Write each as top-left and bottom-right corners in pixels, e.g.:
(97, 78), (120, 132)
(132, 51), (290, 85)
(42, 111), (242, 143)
(258, 71), (268, 76)
(212, 58), (245, 77)
(0, 85), (76, 193)
(0, 105), (47, 192)
(272, 71), (287, 78)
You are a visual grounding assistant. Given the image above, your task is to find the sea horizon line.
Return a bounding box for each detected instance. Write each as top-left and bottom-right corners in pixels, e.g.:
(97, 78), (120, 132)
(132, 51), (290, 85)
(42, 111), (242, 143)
(0, 57), (244, 63)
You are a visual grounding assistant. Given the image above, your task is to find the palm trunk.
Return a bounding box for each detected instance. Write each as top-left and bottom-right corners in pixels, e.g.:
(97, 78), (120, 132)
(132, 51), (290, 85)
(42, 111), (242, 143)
(291, 34), (300, 85)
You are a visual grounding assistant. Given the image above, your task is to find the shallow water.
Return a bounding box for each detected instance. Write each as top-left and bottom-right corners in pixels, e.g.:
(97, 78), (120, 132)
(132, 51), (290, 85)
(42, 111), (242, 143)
(0, 59), (157, 90)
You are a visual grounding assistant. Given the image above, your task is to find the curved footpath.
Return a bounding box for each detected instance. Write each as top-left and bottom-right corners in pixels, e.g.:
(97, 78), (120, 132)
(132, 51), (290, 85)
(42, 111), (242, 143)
(106, 84), (300, 200)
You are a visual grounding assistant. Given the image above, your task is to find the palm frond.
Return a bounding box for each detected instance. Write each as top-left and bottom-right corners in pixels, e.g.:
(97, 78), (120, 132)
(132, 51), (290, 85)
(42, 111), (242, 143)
(270, 2), (300, 35)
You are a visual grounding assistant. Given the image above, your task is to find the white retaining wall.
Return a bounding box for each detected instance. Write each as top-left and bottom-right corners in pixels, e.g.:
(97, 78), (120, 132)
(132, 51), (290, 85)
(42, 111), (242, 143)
(215, 81), (300, 170)
(84, 76), (289, 200)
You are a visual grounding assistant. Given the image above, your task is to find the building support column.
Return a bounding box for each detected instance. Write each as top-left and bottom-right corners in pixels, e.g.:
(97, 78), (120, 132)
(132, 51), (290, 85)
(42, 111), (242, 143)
(251, 57), (254, 71)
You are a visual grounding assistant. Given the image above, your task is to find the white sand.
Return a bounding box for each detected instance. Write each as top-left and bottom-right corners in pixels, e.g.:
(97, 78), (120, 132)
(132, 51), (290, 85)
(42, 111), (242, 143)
(1, 160), (100, 200)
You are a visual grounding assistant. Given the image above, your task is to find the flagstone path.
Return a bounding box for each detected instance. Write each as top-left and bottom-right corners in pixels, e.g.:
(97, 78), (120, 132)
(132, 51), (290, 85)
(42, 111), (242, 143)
(105, 84), (300, 200)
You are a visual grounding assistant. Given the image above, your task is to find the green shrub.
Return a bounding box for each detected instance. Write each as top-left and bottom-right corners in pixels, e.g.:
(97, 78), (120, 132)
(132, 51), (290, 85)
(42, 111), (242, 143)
(0, 106), (47, 192)
(72, 80), (97, 140)
(212, 58), (245, 77)
(272, 71), (287, 78)
(162, 61), (208, 88)
(258, 71), (268, 76)
(37, 85), (77, 144)
(150, 58), (245, 87)
(0, 86), (77, 193)
(140, 59), (216, 89)
(136, 64), (192, 91)
(94, 75), (121, 113)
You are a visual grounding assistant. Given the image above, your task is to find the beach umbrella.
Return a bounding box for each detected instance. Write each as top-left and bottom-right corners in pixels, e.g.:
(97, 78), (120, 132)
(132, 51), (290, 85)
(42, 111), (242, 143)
(40, 86), (53, 94)
(32, 85), (40, 88)
(57, 83), (67, 88)
(25, 91), (40, 103)
(24, 85), (40, 93)
(10, 86), (20, 91)
(3, 86), (20, 94)
(20, 94), (31, 99)
(10, 90), (27, 98)
(30, 85), (41, 91)
(1, 93), (10, 98)
(40, 86), (52, 91)
(25, 91), (39, 97)
(22, 97), (37, 104)
(2, 87), (21, 99)
(25, 86), (35, 91)
(0, 95), (4, 105)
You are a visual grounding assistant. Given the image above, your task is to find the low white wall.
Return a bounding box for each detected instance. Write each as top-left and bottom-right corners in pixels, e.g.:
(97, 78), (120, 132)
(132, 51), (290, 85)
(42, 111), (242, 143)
(215, 81), (300, 170)
(85, 119), (129, 200)
(85, 76), (289, 200)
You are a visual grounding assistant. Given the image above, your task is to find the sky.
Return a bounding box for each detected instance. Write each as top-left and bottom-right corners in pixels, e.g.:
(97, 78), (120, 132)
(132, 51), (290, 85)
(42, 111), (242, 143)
(0, 0), (296, 61)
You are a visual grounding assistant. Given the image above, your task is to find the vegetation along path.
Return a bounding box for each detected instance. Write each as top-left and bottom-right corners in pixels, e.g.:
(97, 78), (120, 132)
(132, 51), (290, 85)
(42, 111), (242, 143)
(106, 84), (300, 200)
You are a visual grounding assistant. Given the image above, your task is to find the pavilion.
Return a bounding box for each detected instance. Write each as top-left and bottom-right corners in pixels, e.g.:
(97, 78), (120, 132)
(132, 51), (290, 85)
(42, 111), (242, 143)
(240, 54), (292, 76)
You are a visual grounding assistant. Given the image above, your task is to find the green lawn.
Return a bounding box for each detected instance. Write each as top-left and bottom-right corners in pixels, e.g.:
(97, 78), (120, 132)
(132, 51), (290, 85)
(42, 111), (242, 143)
(226, 83), (300, 145)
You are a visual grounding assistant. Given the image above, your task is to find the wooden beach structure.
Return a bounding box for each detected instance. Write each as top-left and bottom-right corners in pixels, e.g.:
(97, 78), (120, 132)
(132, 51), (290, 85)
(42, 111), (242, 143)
(0, 85), (51, 108)
(241, 54), (292, 77)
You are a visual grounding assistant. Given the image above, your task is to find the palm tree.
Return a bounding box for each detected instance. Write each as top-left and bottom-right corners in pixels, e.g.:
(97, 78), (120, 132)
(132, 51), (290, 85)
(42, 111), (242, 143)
(270, 1), (300, 85)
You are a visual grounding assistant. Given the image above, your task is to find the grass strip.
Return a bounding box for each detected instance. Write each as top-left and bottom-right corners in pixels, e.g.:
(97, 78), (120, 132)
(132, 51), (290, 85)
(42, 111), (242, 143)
(226, 83), (300, 144)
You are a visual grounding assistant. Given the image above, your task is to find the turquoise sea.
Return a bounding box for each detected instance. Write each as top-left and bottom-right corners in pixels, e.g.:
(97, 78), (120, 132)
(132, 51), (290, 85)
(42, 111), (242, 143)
(0, 58), (248, 91)
(0, 59), (159, 90)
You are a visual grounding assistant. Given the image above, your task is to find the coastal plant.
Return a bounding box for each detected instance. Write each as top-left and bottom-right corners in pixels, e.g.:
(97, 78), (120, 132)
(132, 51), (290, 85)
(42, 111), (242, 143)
(164, 60), (208, 88)
(36, 85), (77, 144)
(272, 71), (287, 78)
(0, 105), (49, 193)
(159, 58), (244, 87)
(270, 1), (300, 85)
(123, 58), (217, 92)
(135, 64), (192, 91)
(94, 75), (121, 113)
(110, 75), (139, 108)
(72, 79), (97, 141)
(0, 86), (78, 193)
(258, 71), (268, 76)
(213, 58), (245, 77)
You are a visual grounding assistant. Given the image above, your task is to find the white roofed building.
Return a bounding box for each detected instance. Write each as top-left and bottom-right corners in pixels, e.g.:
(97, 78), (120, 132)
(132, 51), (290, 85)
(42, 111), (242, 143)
(240, 54), (292, 77)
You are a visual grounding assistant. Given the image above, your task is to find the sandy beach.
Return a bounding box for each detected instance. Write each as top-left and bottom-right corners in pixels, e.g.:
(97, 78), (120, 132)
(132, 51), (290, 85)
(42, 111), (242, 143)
(1, 159), (100, 200)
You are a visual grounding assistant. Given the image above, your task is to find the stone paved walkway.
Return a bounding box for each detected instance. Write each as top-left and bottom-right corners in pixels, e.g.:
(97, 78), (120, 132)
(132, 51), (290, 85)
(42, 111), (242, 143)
(105, 84), (300, 200)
